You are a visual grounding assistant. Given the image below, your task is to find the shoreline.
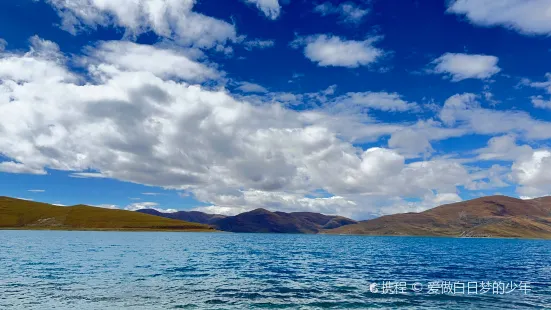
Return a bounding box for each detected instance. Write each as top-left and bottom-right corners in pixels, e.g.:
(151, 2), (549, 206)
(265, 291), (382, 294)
(2, 228), (550, 240)
(0, 227), (219, 233)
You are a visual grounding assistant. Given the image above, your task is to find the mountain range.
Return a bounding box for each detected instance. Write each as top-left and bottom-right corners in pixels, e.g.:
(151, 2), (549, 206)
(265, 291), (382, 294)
(3, 195), (551, 238)
(325, 195), (551, 238)
(138, 208), (357, 233)
(139, 195), (551, 238)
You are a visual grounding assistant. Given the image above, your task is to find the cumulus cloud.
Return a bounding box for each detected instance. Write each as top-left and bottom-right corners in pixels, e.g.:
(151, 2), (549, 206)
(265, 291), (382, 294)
(0, 36), (76, 83)
(475, 135), (533, 161)
(242, 0), (281, 20)
(439, 93), (551, 140)
(431, 53), (501, 81)
(314, 2), (369, 24)
(85, 41), (221, 83)
(447, 0), (551, 35)
(4, 36), (551, 218)
(513, 150), (551, 197)
(45, 0), (237, 48)
(292, 35), (384, 68)
(388, 129), (434, 157)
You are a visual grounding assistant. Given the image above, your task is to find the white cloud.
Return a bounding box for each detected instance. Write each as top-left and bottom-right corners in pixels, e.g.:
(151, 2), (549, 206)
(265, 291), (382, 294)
(314, 2), (369, 24)
(243, 0), (281, 20)
(526, 73), (551, 109)
(439, 93), (551, 140)
(532, 96), (551, 109)
(96, 204), (119, 209)
(4, 36), (551, 218)
(448, 0), (551, 35)
(86, 41), (220, 82)
(475, 135), (533, 161)
(330, 91), (419, 112)
(193, 190), (358, 217)
(0, 38), (7, 51)
(243, 39), (275, 51)
(388, 129), (434, 157)
(465, 163), (511, 191)
(0, 162), (46, 175)
(512, 150), (551, 197)
(124, 201), (177, 213)
(528, 73), (551, 93)
(15, 197), (34, 201)
(431, 53), (501, 81)
(45, 0), (237, 48)
(0, 36), (76, 83)
(293, 35), (384, 68)
(142, 192), (162, 196)
(236, 82), (268, 93)
(28, 189), (46, 193)
(69, 172), (107, 178)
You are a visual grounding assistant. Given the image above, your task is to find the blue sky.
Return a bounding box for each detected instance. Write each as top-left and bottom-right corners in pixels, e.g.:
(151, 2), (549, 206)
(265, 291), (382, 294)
(1, 0), (551, 219)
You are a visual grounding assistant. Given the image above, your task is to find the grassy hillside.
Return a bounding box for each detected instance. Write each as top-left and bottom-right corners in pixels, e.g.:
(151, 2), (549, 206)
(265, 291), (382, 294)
(324, 195), (551, 239)
(0, 197), (215, 232)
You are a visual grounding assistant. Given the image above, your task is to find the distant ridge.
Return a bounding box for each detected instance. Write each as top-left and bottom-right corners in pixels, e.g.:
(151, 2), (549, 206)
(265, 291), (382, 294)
(138, 209), (226, 225)
(138, 208), (357, 233)
(0, 196), (214, 232)
(324, 195), (551, 239)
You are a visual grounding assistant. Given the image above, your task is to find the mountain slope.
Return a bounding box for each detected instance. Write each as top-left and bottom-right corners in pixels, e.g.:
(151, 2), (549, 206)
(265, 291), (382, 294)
(0, 197), (215, 232)
(324, 195), (551, 238)
(139, 208), (357, 233)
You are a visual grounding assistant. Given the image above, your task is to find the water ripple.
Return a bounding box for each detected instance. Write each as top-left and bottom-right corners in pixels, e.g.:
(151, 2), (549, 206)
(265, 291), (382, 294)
(0, 231), (550, 309)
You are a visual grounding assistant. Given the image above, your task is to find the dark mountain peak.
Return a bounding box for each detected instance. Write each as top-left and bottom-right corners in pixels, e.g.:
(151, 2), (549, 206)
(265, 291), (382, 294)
(136, 209), (226, 225)
(246, 208), (274, 215)
(138, 209), (163, 216)
(141, 207), (357, 234)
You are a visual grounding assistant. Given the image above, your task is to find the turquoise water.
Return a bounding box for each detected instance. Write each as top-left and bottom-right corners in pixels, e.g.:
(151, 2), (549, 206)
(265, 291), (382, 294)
(0, 231), (550, 309)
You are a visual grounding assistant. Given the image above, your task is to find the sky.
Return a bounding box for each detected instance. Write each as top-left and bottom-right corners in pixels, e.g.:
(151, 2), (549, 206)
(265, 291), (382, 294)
(1, 0), (551, 220)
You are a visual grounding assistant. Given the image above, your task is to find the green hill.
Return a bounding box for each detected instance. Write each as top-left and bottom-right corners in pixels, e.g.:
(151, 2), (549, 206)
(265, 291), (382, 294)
(0, 196), (215, 232)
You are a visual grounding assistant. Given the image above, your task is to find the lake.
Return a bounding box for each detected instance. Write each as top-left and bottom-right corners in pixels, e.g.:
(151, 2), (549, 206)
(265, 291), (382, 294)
(0, 231), (550, 309)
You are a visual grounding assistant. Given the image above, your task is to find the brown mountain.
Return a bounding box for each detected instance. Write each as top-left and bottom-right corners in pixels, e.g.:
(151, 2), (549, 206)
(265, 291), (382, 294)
(324, 195), (551, 239)
(139, 208), (357, 233)
(0, 197), (215, 232)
